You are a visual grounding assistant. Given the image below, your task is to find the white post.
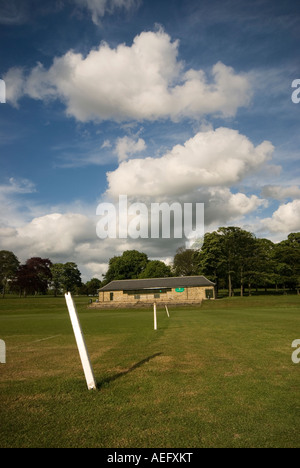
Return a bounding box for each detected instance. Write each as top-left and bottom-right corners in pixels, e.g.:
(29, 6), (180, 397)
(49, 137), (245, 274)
(154, 303), (157, 330)
(65, 292), (97, 390)
(165, 305), (170, 318)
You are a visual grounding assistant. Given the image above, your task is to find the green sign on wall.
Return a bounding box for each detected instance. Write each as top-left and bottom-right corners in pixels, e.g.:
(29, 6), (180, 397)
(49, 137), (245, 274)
(175, 288), (185, 293)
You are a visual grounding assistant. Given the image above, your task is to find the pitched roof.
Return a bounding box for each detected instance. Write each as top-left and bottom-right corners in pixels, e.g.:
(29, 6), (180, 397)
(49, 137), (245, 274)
(99, 276), (215, 291)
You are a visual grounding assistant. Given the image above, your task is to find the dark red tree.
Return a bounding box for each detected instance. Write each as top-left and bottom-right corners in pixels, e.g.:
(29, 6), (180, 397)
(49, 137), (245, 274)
(14, 257), (52, 296)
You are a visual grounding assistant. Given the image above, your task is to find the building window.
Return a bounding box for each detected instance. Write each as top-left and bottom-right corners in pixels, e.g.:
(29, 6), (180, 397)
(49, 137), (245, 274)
(134, 294), (140, 300)
(205, 289), (213, 299)
(154, 293), (160, 299)
(125, 288), (171, 296)
(110, 292), (114, 301)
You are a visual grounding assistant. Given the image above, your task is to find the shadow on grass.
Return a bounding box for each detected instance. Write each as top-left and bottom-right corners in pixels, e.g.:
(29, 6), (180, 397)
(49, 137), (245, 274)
(97, 352), (162, 389)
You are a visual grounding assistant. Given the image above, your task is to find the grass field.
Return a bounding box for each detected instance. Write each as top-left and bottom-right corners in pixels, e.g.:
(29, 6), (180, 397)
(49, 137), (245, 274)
(0, 295), (299, 448)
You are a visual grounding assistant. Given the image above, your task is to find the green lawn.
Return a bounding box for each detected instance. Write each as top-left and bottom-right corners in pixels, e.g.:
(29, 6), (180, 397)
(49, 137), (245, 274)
(0, 295), (299, 448)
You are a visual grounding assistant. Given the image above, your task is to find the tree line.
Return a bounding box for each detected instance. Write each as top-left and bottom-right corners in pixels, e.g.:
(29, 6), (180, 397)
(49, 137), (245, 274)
(0, 254), (101, 297)
(0, 227), (299, 297)
(190, 228), (299, 296)
(102, 228), (300, 296)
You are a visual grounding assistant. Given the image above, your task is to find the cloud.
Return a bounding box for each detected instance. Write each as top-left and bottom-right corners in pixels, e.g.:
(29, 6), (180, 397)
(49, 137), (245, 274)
(106, 127), (274, 199)
(5, 29), (251, 122)
(202, 188), (267, 226)
(115, 136), (146, 162)
(74, 0), (140, 24)
(3, 67), (26, 107)
(101, 127), (272, 240)
(261, 185), (300, 200)
(261, 200), (300, 234)
(0, 177), (108, 279)
(52, 136), (115, 168)
(0, 0), (138, 27)
(0, 0), (65, 26)
(0, 177), (36, 196)
(0, 0), (28, 25)
(0, 177), (37, 228)
(101, 139), (111, 149)
(0, 211), (110, 280)
(0, 129), (277, 279)
(0, 212), (96, 258)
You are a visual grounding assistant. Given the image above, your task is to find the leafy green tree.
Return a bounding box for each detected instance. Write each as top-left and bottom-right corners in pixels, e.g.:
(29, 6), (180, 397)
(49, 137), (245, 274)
(216, 227), (240, 296)
(287, 233), (300, 294)
(64, 262), (82, 293)
(0, 250), (20, 297)
(249, 238), (276, 292)
(235, 229), (257, 296)
(197, 232), (226, 294)
(50, 263), (65, 296)
(216, 227), (256, 296)
(273, 233), (300, 293)
(198, 229), (299, 296)
(139, 260), (172, 279)
(172, 247), (200, 276)
(85, 278), (102, 295)
(103, 250), (148, 283)
(50, 262), (82, 294)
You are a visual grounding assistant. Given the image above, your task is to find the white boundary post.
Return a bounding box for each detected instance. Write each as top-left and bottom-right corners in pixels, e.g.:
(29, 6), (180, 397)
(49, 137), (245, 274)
(154, 303), (157, 330)
(65, 292), (97, 390)
(165, 305), (170, 318)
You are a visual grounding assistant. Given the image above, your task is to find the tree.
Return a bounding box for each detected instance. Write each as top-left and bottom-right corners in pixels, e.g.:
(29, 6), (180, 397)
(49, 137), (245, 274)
(0, 250), (20, 297)
(216, 227), (256, 296)
(287, 233), (300, 294)
(27, 257), (52, 294)
(13, 257), (52, 296)
(273, 233), (300, 294)
(172, 247), (200, 276)
(50, 263), (64, 296)
(235, 229), (257, 296)
(103, 250), (148, 283)
(249, 238), (276, 293)
(50, 262), (82, 294)
(13, 264), (31, 297)
(85, 278), (102, 295)
(197, 232), (226, 294)
(139, 260), (172, 279)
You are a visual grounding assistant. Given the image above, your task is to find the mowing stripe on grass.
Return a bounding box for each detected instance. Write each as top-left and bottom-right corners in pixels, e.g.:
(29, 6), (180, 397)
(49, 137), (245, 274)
(33, 335), (61, 343)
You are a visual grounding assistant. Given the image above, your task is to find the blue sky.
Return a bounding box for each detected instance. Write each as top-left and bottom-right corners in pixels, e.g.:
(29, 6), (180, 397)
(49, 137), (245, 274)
(0, 0), (299, 280)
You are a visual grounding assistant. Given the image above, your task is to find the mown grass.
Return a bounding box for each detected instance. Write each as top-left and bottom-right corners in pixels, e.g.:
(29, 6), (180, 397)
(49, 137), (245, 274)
(0, 295), (299, 448)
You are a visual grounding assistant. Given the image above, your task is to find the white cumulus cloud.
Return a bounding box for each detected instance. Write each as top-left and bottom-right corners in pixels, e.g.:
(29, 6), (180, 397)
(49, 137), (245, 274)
(106, 127), (274, 199)
(115, 136), (146, 162)
(15, 213), (95, 257)
(261, 200), (300, 233)
(4, 29), (251, 122)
